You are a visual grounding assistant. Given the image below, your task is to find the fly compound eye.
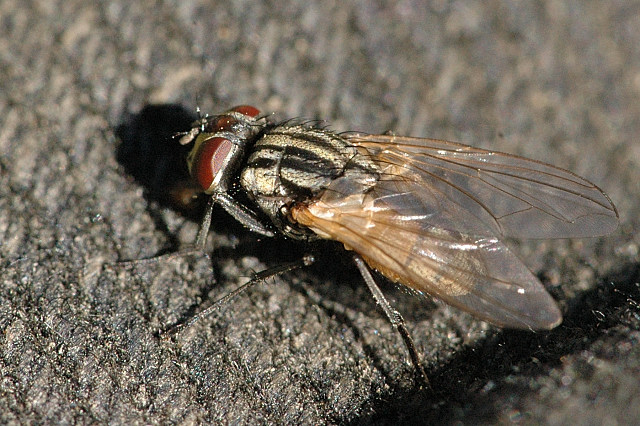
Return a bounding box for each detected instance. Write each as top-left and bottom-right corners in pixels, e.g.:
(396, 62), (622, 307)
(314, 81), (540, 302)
(201, 115), (239, 134)
(183, 106), (261, 194)
(190, 136), (235, 193)
(213, 116), (238, 131)
(199, 106), (261, 135)
(230, 105), (260, 118)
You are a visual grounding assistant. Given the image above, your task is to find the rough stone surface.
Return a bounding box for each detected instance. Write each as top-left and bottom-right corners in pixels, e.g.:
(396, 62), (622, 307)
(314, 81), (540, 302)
(0, 1), (638, 424)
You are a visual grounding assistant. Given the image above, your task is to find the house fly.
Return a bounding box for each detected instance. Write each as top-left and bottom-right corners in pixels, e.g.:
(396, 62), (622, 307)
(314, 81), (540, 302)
(173, 104), (618, 388)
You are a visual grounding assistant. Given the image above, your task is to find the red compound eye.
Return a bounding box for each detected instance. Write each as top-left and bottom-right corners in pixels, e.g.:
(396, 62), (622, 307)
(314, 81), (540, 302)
(193, 137), (233, 191)
(209, 115), (238, 132)
(231, 105), (260, 117)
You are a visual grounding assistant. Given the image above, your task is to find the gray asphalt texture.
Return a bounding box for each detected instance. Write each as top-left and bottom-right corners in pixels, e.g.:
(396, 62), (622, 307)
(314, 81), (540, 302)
(1, 1), (638, 424)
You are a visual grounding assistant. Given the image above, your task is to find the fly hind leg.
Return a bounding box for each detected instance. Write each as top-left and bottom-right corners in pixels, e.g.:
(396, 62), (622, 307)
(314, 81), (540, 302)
(352, 254), (431, 391)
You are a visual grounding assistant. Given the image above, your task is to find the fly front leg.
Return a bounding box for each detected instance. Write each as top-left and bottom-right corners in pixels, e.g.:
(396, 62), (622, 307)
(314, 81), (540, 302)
(213, 192), (275, 237)
(195, 193), (276, 250)
(195, 197), (216, 249)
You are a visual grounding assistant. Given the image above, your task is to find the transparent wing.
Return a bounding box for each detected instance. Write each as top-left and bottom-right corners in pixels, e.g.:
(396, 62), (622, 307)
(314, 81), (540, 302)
(290, 134), (617, 328)
(345, 134), (618, 239)
(292, 178), (562, 329)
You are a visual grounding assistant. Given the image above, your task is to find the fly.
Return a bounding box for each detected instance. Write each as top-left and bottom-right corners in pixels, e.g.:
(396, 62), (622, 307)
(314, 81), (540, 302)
(172, 105), (618, 388)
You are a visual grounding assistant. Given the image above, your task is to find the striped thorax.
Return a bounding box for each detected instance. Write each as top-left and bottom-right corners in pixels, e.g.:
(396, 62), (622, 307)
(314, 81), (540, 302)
(240, 124), (379, 239)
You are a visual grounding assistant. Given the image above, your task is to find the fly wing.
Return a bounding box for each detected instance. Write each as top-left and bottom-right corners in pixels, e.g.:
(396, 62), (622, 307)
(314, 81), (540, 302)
(292, 180), (562, 329)
(291, 134), (617, 329)
(345, 134), (618, 239)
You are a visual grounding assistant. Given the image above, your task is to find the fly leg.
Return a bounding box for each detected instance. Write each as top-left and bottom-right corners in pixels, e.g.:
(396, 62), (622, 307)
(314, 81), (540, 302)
(352, 254), (431, 391)
(194, 197), (215, 249)
(196, 194), (275, 250)
(164, 254), (315, 338)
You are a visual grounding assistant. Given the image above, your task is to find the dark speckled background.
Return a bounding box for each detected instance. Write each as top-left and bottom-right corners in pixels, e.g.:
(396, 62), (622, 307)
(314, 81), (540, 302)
(1, 1), (638, 423)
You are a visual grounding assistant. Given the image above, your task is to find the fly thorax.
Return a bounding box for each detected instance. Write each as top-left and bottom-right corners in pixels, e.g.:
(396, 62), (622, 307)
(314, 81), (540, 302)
(240, 125), (379, 237)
